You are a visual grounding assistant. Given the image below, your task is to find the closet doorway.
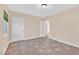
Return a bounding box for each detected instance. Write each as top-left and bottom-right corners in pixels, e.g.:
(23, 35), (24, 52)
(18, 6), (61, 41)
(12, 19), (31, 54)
(12, 16), (24, 42)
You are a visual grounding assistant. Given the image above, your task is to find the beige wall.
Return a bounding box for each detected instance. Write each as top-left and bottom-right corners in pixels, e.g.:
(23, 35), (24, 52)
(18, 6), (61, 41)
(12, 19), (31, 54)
(0, 5), (10, 54)
(47, 6), (79, 47)
(9, 11), (27, 42)
(24, 15), (40, 40)
(10, 11), (40, 41)
(0, 7), (40, 54)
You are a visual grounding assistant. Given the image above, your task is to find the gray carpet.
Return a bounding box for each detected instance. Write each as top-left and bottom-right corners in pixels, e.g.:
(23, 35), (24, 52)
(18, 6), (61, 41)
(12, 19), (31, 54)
(5, 37), (79, 55)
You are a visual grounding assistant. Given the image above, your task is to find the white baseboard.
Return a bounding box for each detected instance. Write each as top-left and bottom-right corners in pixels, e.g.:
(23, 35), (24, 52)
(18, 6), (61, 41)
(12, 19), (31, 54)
(40, 34), (46, 37)
(49, 36), (79, 48)
(24, 36), (43, 40)
(10, 36), (44, 43)
(0, 40), (10, 55)
(3, 41), (10, 55)
(1, 34), (10, 55)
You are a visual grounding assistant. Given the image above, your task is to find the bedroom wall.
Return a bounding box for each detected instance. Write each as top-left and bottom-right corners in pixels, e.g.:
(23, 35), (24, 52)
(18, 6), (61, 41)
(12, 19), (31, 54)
(47, 6), (79, 47)
(24, 15), (40, 40)
(10, 11), (40, 41)
(9, 11), (25, 42)
(0, 5), (10, 54)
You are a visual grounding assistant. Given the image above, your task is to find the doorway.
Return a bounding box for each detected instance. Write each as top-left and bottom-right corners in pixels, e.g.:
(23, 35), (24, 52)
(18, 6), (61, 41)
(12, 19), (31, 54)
(40, 18), (49, 37)
(12, 16), (24, 42)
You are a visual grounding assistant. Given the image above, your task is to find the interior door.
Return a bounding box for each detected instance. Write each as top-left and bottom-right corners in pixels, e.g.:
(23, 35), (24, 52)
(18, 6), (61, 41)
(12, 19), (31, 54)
(12, 16), (24, 42)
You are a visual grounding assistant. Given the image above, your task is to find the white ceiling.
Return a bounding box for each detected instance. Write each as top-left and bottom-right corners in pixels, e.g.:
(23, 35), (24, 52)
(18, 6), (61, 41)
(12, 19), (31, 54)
(7, 4), (79, 17)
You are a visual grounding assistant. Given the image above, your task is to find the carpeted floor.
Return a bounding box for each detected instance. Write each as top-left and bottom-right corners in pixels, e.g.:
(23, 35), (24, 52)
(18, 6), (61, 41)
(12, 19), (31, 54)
(5, 37), (79, 55)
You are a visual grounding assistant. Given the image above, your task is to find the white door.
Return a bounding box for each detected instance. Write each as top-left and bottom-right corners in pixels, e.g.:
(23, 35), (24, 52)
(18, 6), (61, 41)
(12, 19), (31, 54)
(12, 16), (24, 42)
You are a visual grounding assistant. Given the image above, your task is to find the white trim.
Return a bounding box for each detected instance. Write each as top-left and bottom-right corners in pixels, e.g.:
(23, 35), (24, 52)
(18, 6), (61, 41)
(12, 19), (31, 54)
(40, 34), (46, 37)
(24, 35), (45, 40)
(24, 35), (46, 40)
(1, 34), (10, 54)
(3, 41), (10, 55)
(49, 36), (79, 48)
(10, 36), (43, 43)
